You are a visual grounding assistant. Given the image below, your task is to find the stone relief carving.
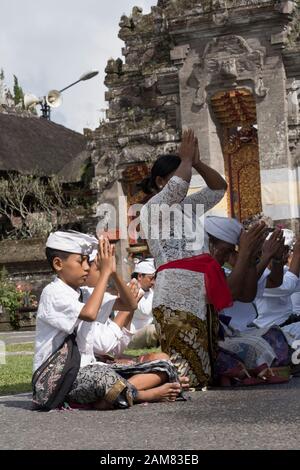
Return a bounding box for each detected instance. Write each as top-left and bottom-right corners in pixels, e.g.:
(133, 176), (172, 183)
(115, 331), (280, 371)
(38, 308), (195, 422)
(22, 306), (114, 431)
(224, 0), (295, 13)
(228, 1), (276, 7)
(212, 0), (229, 25)
(275, 1), (296, 15)
(91, 0), (299, 195)
(287, 78), (300, 159)
(287, 79), (300, 124)
(254, 78), (268, 98)
(158, 0), (277, 12)
(170, 45), (191, 66)
(191, 35), (268, 107)
(219, 58), (238, 79)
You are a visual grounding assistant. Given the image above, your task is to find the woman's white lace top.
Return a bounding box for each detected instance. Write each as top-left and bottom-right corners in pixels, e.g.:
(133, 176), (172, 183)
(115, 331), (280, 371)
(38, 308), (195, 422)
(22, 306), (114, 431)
(140, 176), (225, 319)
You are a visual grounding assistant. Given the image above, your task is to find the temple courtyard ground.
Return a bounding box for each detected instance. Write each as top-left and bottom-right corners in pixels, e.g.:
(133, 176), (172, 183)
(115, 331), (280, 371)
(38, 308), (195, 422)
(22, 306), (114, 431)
(1, 378), (300, 450)
(1, 331), (299, 450)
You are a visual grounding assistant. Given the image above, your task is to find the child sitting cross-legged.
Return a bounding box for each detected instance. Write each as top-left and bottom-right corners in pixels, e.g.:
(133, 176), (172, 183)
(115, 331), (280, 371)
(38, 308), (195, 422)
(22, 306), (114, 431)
(33, 231), (184, 410)
(82, 239), (190, 392)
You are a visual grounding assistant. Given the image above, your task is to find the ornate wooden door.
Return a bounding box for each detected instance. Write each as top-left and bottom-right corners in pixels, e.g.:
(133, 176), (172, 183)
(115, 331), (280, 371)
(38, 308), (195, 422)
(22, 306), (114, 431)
(210, 88), (262, 222)
(223, 127), (262, 221)
(121, 163), (151, 252)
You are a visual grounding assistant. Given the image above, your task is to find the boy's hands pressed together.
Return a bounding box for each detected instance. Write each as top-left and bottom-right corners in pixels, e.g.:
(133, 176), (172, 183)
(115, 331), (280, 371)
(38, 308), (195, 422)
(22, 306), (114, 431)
(128, 278), (140, 300)
(96, 237), (116, 276)
(262, 229), (285, 262)
(80, 238), (116, 322)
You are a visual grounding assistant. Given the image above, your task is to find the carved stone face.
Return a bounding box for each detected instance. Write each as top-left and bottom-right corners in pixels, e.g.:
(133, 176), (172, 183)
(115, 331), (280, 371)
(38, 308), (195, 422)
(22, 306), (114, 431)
(219, 58), (238, 79)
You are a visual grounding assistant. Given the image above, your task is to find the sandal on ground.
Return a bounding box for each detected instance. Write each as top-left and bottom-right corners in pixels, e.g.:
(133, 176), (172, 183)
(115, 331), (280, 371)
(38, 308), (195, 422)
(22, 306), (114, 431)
(256, 367), (289, 384)
(247, 363), (289, 384)
(219, 364), (251, 387)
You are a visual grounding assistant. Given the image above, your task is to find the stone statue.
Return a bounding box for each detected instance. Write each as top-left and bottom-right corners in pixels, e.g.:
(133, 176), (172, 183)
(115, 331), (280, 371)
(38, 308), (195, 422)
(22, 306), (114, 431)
(219, 58), (238, 79)
(287, 79), (300, 124)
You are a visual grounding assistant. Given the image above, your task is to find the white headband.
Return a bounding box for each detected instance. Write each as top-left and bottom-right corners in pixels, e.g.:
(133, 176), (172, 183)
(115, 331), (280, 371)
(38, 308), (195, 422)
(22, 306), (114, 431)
(134, 258), (156, 275)
(205, 216), (243, 246)
(89, 248), (99, 263)
(266, 229), (295, 248)
(46, 231), (98, 256)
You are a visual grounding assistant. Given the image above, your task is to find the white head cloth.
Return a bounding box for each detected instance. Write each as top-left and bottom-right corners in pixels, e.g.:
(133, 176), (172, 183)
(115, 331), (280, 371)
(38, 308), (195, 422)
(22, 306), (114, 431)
(84, 236), (99, 262)
(205, 216), (243, 246)
(133, 258), (156, 275)
(46, 231), (98, 256)
(266, 228), (295, 248)
(283, 229), (295, 248)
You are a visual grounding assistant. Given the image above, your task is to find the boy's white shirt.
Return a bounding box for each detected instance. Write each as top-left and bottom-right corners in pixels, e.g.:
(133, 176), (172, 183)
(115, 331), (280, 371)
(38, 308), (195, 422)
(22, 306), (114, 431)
(34, 277), (99, 372)
(291, 278), (300, 314)
(81, 287), (134, 357)
(34, 279), (136, 372)
(221, 301), (257, 332)
(220, 267), (269, 332)
(131, 288), (154, 332)
(254, 266), (300, 328)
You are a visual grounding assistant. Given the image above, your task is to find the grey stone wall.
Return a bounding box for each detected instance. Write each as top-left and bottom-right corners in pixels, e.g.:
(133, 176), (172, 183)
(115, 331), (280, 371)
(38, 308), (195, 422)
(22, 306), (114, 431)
(88, 0), (300, 227)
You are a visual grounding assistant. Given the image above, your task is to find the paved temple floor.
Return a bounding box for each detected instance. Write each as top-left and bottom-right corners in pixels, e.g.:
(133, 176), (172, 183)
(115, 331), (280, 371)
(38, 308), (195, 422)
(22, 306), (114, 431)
(1, 378), (300, 450)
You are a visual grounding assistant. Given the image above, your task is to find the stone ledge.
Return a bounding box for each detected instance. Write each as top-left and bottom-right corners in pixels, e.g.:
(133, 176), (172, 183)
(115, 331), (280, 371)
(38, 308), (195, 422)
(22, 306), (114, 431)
(0, 238), (46, 265)
(0, 306), (37, 332)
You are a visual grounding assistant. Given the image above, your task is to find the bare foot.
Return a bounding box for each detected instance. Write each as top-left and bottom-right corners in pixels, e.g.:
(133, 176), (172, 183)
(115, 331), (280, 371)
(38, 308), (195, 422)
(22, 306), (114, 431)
(138, 352), (170, 363)
(114, 358), (136, 366)
(136, 382), (181, 403)
(180, 376), (190, 390)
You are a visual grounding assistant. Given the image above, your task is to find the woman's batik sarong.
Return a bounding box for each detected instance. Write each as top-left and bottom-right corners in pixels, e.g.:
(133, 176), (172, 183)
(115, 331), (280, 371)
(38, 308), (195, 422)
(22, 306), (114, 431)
(153, 305), (219, 389)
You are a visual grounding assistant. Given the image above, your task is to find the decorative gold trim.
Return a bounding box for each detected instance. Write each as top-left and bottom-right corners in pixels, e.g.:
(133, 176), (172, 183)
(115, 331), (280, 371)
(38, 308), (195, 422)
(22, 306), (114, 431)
(211, 88), (257, 129)
(104, 380), (127, 404)
(210, 88), (262, 222)
(127, 245), (149, 253)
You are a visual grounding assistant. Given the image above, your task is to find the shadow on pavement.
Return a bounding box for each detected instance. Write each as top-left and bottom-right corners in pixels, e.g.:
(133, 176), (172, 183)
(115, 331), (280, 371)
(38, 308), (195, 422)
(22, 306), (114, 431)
(0, 393), (33, 410)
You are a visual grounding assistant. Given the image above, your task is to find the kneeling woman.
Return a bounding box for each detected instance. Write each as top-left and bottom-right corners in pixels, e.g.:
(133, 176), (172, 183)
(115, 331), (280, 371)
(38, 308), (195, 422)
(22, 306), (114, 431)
(140, 129), (232, 389)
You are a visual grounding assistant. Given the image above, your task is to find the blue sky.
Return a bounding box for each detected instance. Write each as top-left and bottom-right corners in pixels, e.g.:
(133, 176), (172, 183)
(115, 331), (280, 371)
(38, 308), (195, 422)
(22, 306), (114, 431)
(0, 0), (155, 133)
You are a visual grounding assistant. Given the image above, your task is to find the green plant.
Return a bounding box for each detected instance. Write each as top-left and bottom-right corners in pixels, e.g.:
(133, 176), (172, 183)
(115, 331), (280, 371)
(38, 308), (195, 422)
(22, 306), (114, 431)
(0, 269), (24, 329)
(15, 281), (37, 308)
(13, 75), (24, 108)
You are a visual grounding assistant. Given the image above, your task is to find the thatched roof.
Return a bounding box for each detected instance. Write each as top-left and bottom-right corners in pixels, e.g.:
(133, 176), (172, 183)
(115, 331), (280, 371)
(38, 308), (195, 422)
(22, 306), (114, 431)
(0, 113), (88, 182)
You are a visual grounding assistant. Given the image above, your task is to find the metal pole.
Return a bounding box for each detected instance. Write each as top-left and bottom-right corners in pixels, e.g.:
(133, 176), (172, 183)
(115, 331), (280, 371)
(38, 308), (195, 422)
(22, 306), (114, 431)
(59, 79), (82, 93)
(40, 97), (51, 120)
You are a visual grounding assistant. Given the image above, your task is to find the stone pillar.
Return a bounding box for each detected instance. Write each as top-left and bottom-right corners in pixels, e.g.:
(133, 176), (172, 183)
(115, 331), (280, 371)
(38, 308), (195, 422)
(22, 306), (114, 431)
(96, 181), (131, 282)
(257, 56), (299, 224)
(177, 48), (227, 216)
(178, 50), (225, 174)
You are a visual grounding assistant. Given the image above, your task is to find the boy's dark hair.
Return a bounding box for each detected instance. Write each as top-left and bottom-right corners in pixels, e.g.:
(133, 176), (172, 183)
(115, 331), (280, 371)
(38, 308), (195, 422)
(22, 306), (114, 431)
(131, 272), (147, 280)
(46, 247), (72, 271)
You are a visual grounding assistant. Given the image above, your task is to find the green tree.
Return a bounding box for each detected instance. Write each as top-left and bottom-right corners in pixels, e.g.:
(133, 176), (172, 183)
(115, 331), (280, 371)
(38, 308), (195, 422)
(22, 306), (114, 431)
(0, 69), (4, 80)
(13, 75), (24, 107)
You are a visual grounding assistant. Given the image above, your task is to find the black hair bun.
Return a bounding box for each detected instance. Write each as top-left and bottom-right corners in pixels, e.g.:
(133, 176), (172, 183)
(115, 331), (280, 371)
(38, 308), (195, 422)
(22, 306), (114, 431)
(137, 176), (154, 195)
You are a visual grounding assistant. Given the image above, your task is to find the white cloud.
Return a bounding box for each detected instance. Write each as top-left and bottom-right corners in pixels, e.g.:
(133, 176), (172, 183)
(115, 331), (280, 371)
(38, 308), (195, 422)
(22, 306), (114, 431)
(0, 0), (155, 133)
